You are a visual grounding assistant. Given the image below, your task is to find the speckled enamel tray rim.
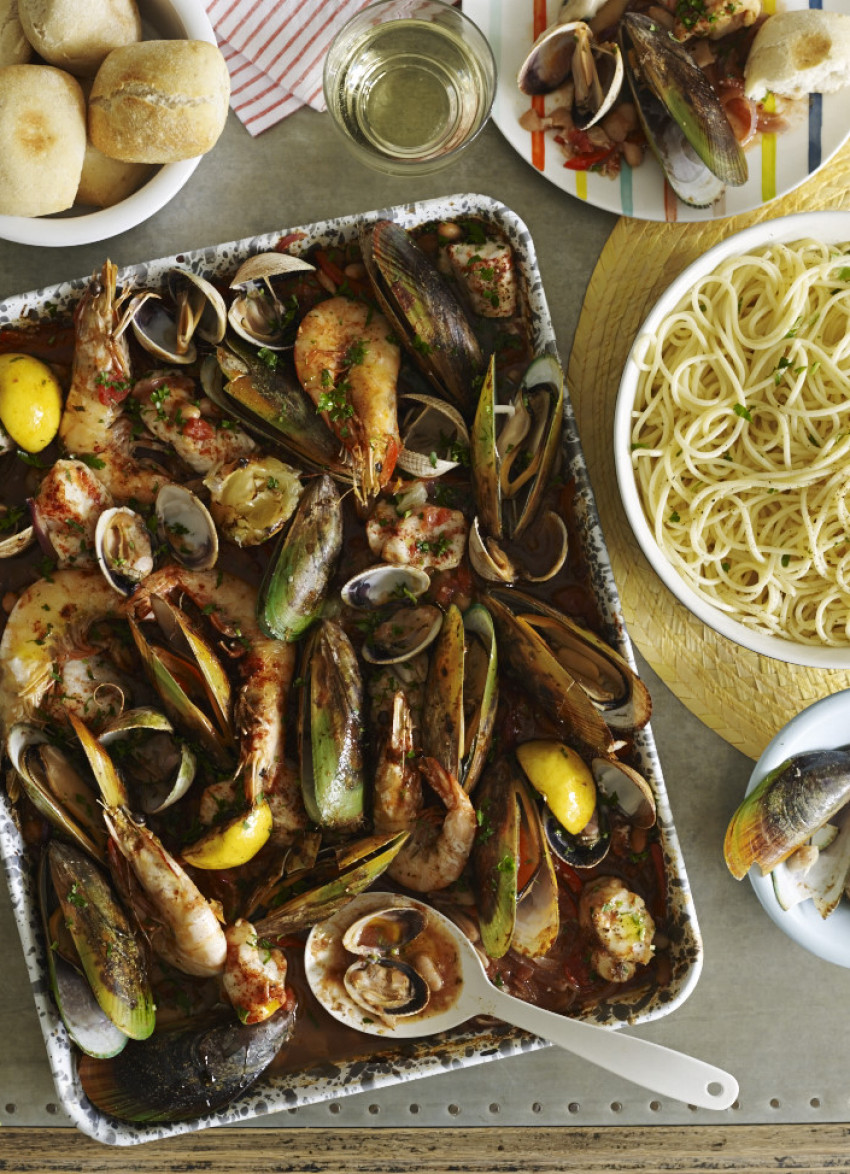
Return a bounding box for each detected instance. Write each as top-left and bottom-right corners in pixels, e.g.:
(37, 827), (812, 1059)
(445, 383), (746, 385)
(0, 193), (703, 1146)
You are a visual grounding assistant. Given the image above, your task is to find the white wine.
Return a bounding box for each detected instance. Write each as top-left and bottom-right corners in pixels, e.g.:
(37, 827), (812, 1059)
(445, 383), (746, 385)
(326, 13), (495, 172)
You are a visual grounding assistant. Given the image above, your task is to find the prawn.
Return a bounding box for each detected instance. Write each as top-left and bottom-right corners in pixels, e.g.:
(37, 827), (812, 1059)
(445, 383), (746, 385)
(222, 918), (290, 1024)
(0, 568), (124, 737)
(104, 806), (227, 978)
(578, 876), (655, 983)
(373, 692), (423, 835)
(385, 757), (476, 893)
(294, 296), (401, 502)
(125, 567), (305, 824)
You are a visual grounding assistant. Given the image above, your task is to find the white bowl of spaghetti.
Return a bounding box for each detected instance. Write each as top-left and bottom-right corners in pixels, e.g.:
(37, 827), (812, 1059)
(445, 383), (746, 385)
(615, 210), (850, 669)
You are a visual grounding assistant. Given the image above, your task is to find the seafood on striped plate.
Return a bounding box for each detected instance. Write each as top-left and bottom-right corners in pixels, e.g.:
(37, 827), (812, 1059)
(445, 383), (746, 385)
(0, 211), (663, 1127)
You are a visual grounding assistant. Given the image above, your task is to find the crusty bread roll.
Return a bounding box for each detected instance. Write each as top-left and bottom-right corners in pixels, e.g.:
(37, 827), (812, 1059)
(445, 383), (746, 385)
(0, 0), (30, 67)
(744, 10), (850, 100)
(0, 63), (86, 215)
(88, 40), (231, 164)
(76, 140), (153, 207)
(18, 0), (141, 75)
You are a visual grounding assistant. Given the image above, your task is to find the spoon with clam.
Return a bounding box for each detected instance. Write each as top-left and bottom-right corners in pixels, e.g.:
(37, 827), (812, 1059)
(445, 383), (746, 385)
(305, 891), (738, 1111)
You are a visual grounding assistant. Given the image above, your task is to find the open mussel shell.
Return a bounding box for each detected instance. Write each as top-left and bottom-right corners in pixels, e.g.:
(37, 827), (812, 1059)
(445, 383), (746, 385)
(254, 831), (410, 936)
(420, 604), (464, 780)
(724, 750), (850, 880)
(7, 723), (107, 860)
(518, 20), (623, 130)
(473, 757), (558, 959)
(155, 484), (218, 571)
(620, 12), (747, 197)
(299, 619), (365, 832)
(258, 474), (343, 643)
(360, 219), (484, 415)
(78, 1004), (297, 1124)
(362, 604), (443, 665)
(341, 905), (426, 955)
(343, 958), (430, 1022)
(490, 587), (651, 733)
(148, 594), (234, 740)
(204, 455), (303, 548)
(38, 854), (128, 1059)
(483, 592), (616, 754)
(200, 341), (347, 478)
(396, 394), (470, 479)
(459, 603), (498, 794)
(48, 840), (155, 1041)
(545, 805), (610, 868)
(340, 563), (430, 610)
(94, 506), (154, 596)
(227, 251), (315, 350)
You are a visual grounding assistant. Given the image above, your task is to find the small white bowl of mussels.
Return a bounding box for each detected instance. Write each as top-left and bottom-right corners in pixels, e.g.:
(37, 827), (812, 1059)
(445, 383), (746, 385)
(724, 688), (850, 967)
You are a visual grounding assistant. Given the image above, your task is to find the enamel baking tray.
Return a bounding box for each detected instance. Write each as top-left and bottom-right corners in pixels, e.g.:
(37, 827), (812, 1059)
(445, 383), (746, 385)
(0, 194), (703, 1145)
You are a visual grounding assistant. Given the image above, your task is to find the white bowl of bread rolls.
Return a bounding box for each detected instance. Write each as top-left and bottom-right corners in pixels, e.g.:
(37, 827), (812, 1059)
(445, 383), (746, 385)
(0, 0), (230, 246)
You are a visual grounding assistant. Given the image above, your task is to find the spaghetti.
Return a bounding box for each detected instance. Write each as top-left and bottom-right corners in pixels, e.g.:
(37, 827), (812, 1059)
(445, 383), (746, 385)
(630, 238), (850, 647)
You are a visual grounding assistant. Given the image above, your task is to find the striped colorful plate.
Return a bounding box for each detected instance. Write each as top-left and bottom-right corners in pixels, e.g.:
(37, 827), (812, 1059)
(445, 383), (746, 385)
(463, 0), (850, 222)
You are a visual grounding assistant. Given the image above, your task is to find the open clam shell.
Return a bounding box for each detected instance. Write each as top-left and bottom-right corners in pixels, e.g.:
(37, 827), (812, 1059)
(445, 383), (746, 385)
(397, 394), (470, 479)
(361, 604), (444, 666)
(342, 905), (426, 955)
(340, 563), (430, 610)
(227, 252), (316, 350)
(95, 506), (154, 596)
(518, 20), (624, 130)
(343, 958), (430, 1023)
(155, 485), (219, 571)
(166, 268), (227, 351)
(130, 294), (197, 365)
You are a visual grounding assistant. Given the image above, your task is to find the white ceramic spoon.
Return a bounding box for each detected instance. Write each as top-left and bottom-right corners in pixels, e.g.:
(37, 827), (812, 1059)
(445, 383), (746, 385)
(305, 891), (738, 1112)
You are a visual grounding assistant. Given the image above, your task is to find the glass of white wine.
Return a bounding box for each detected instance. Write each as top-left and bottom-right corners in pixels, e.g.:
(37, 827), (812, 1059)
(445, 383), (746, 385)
(323, 0), (497, 175)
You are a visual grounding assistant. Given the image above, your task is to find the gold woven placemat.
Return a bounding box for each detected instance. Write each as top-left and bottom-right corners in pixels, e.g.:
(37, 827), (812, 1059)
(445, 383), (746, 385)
(569, 140), (850, 762)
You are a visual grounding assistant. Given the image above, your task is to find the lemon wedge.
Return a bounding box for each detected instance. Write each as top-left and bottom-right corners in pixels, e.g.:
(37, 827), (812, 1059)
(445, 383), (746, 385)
(0, 353), (62, 452)
(182, 799), (273, 869)
(516, 740), (596, 834)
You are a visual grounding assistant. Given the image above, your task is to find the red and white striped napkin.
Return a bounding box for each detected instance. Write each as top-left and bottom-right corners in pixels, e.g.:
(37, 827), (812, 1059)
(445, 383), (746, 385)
(203, 0), (378, 135)
(203, 0), (377, 136)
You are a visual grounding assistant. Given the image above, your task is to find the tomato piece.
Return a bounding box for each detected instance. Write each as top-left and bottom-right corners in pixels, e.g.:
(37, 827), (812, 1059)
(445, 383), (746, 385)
(182, 417), (215, 441)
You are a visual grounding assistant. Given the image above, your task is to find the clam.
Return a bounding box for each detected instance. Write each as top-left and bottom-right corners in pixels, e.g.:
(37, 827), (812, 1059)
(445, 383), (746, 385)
(343, 958), (430, 1022)
(472, 756), (559, 959)
(340, 563), (430, 610)
(518, 19), (624, 130)
(0, 504), (35, 558)
(98, 708), (196, 815)
(78, 1005), (297, 1124)
(258, 474), (343, 643)
(396, 394), (470, 480)
(155, 484), (218, 571)
(342, 904), (426, 954)
(204, 455), (303, 548)
(360, 219), (484, 415)
(361, 604), (444, 665)
(228, 251), (316, 350)
(724, 749), (850, 880)
(298, 619), (365, 833)
(620, 12), (747, 206)
(130, 294), (197, 365)
(48, 840), (156, 1041)
(254, 831), (410, 936)
(201, 339), (348, 479)
(94, 506), (154, 595)
(166, 268), (227, 352)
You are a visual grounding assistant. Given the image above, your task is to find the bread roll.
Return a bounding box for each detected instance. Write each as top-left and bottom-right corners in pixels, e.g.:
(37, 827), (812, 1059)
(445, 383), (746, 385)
(0, 63), (86, 215)
(744, 10), (850, 101)
(18, 0), (141, 75)
(89, 40), (231, 164)
(76, 141), (153, 208)
(0, 0), (30, 67)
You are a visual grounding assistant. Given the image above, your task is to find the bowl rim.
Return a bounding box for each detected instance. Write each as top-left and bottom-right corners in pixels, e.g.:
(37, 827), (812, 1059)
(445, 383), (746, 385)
(614, 208), (850, 671)
(0, 0), (217, 247)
